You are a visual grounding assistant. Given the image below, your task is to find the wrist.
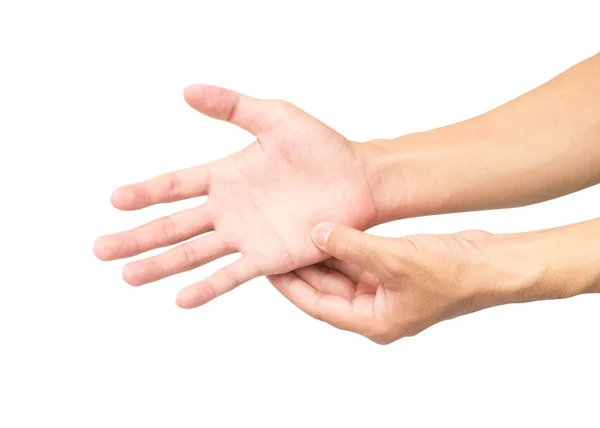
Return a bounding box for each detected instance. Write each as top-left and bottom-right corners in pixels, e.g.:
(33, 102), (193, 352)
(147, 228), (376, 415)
(355, 124), (482, 223)
(357, 108), (587, 224)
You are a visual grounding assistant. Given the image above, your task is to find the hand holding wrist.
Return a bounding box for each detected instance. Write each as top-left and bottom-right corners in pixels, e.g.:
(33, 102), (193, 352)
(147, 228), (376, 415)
(271, 219), (600, 344)
(271, 223), (526, 344)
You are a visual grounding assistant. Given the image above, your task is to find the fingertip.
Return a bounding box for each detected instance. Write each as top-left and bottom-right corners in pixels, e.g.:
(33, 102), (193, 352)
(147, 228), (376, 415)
(110, 187), (130, 209)
(183, 84), (206, 102)
(183, 84), (241, 122)
(176, 283), (216, 309)
(111, 186), (148, 211)
(311, 222), (336, 249)
(93, 236), (114, 261)
(122, 265), (141, 287)
(175, 295), (194, 309)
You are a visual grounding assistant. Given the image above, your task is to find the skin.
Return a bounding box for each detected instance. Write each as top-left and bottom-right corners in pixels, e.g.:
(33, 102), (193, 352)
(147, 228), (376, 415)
(94, 85), (379, 308)
(360, 51), (600, 221)
(95, 52), (600, 343)
(271, 220), (600, 344)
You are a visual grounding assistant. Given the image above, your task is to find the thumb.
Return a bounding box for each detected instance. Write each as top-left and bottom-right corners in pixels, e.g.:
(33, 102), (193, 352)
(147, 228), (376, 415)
(311, 222), (390, 271)
(183, 84), (288, 136)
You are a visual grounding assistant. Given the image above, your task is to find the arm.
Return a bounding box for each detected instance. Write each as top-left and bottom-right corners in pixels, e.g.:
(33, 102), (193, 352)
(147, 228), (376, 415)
(270, 218), (600, 344)
(95, 54), (599, 309)
(360, 52), (600, 223)
(495, 218), (600, 299)
(270, 56), (600, 342)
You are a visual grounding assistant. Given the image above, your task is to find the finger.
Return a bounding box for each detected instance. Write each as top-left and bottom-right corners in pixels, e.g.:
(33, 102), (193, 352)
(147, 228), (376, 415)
(111, 164), (210, 211)
(270, 273), (363, 333)
(176, 257), (260, 309)
(312, 222), (392, 273)
(294, 265), (355, 301)
(323, 258), (363, 283)
(122, 232), (232, 286)
(94, 205), (212, 261)
(323, 258), (381, 295)
(183, 84), (288, 136)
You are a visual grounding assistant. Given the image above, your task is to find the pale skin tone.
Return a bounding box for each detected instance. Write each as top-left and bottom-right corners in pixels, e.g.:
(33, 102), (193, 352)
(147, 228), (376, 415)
(94, 52), (600, 343)
(94, 86), (378, 308)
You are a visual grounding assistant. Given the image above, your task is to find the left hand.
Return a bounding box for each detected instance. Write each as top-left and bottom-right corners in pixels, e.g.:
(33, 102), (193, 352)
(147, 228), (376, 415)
(94, 85), (379, 308)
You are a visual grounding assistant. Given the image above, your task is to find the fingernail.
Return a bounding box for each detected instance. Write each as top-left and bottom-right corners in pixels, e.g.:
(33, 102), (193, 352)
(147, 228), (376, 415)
(312, 222), (334, 249)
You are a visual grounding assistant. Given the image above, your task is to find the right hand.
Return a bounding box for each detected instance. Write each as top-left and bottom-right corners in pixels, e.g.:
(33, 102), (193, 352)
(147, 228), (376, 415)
(269, 222), (543, 344)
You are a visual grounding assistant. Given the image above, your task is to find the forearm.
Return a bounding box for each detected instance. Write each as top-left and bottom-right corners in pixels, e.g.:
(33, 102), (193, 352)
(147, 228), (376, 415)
(360, 52), (600, 223)
(495, 218), (600, 303)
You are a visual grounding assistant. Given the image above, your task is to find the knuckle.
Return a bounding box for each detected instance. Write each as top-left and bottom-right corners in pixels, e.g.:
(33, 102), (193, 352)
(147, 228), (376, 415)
(181, 242), (198, 265)
(269, 99), (294, 112)
(202, 204), (213, 226)
(161, 216), (178, 241)
(456, 229), (492, 245)
(222, 265), (240, 288)
(381, 252), (404, 278)
(200, 279), (218, 303)
(339, 238), (353, 262)
(126, 232), (142, 256)
(166, 171), (182, 200)
(335, 236), (374, 263)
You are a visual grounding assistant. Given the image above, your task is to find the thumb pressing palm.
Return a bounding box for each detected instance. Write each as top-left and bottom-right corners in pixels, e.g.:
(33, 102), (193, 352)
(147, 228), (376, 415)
(269, 222), (524, 344)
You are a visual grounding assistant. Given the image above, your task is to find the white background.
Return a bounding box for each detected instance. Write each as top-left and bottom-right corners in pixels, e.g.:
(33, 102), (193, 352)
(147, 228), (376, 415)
(1, 1), (599, 427)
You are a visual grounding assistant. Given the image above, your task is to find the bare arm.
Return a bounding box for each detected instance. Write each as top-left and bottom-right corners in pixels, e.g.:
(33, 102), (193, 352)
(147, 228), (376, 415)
(271, 217), (600, 344)
(360, 52), (600, 223)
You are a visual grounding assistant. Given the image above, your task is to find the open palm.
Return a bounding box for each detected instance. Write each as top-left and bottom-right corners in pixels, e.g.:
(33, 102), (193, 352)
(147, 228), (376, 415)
(94, 85), (378, 308)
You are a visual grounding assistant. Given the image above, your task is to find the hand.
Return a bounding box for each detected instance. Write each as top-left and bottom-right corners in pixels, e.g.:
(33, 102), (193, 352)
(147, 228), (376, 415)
(94, 85), (378, 308)
(269, 223), (544, 344)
